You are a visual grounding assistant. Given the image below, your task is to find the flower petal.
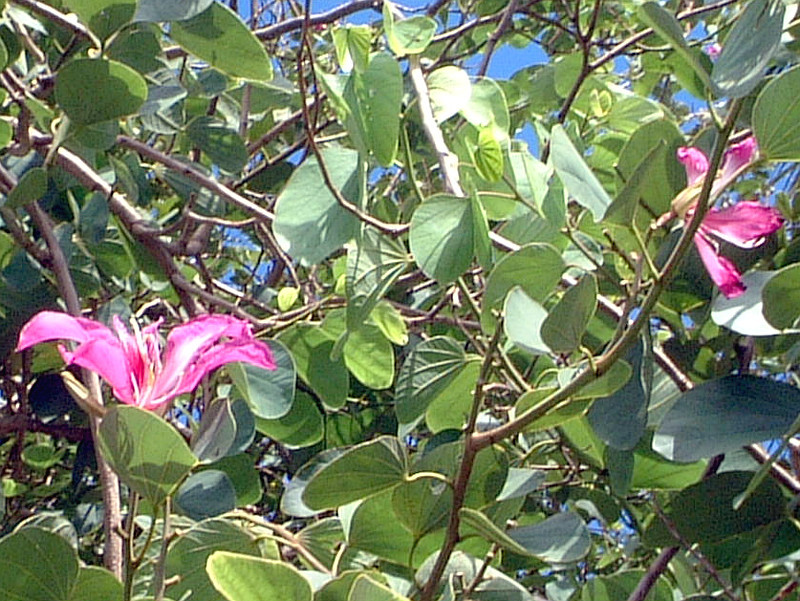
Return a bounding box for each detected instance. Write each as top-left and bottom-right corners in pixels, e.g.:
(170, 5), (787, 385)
(158, 315), (254, 387)
(701, 201), (784, 248)
(16, 311), (116, 351)
(719, 137), (758, 186)
(59, 338), (136, 404)
(694, 231), (746, 298)
(166, 338), (277, 401)
(677, 146), (709, 186)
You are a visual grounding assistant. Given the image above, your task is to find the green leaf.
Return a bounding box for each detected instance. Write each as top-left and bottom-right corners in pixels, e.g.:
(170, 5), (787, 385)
(191, 399), (236, 462)
(302, 436), (408, 510)
(347, 489), (443, 566)
(186, 117), (248, 174)
(474, 126), (504, 182)
(395, 336), (470, 424)
(504, 286), (550, 355)
(228, 340), (295, 419)
(461, 78), (509, 141)
(643, 471), (785, 546)
(107, 29), (162, 74)
(346, 229), (409, 333)
(55, 59), (146, 125)
(370, 301), (408, 346)
(541, 273), (597, 353)
(348, 575), (411, 601)
(255, 391), (324, 449)
(605, 141), (667, 226)
(753, 65), (800, 161)
(134, 0), (214, 22)
(581, 571), (672, 601)
(410, 194), (474, 283)
(274, 148), (361, 266)
(175, 470), (237, 520)
(711, 0), (784, 98)
(207, 552), (312, 601)
(550, 125), (611, 221)
(712, 271), (788, 336)
(212, 453), (262, 506)
(278, 324), (348, 409)
(587, 337), (650, 450)
(68, 566), (122, 601)
(616, 120), (685, 216)
(426, 66), (471, 123)
(391, 476), (451, 539)
(333, 25), (371, 72)
(415, 551), (534, 601)
(7, 167), (47, 209)
(508, 512), (591, 563)
(363, 52), (402, 166)
(0, 527), (78, 601)
(653, 375), (800, 462)
(637, 3), (711, 92)
(498, 468), (546, 502)
(97, 405), (197, 506)
(460, 507), (531, 556)
(425, 361), (481, 433)
(763, 264), (800, 329)
(167, 518), (265, 601)
(482, 243), (565, 331)
(344, 324), (395, 389)
(63, 0), (135, 38)
(170, 3), (272, 81)
(383, 2), (436, 56)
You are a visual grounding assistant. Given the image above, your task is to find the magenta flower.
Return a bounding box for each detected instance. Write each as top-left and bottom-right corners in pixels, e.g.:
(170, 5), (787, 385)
(676, 137), (784, 298)
(16, 311), (276, 411)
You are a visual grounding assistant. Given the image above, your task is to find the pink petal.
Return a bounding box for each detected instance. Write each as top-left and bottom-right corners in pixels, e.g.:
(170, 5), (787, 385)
(701, 201), (784, 248)
(166, 338), (276, 401)
(157, 315), (255, 391)
(16, 311), (116, 351)
(719, 137), (758, 186)
(693, 231), (746, 298)
(677, 147), (709, 186)
(59, 338), (136, 404)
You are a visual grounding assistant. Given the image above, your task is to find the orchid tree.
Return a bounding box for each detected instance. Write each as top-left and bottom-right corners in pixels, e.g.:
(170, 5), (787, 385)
(0, 0), (800, 600)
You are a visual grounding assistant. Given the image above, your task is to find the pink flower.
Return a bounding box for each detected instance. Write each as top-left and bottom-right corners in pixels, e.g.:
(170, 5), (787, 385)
(16, 311), (276, 411)
(704, 43), (722, 60)
(676, 137), (784, 298)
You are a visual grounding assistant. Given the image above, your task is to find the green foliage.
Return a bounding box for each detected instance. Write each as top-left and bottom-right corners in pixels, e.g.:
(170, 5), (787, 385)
(1, 2), (799, 601)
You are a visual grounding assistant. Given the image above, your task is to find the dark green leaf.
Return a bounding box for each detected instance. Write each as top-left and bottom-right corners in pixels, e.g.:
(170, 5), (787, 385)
(302, 436), (408, 510)
(186, 116), (248, 174)
(97, 405), (197, 506)
(191, 399), (237, 463)
(134, 0), (214, 22)
(508, 512), (591, 563)
(228, 340), (295, 419)
(274, 148), (361, 266)
(653, 375), (800, 462)
(67, 566), (122, 601)
(643, 471), (785, 546)
(541, 273), (597, 353)
(166, 517), (265, 601)
(395, 336), (470, 424)
(170, 3), (272, 81)
(754, 65), (800, 161)
(409, 194), (474, 283)
(0, 527), (78, 601)
(255, 391), (324, 449)
(550, 124), (611, 221)
(711, 0), (784, 98)
(175, 470), (237, 520)
(55, 59), (146, 125)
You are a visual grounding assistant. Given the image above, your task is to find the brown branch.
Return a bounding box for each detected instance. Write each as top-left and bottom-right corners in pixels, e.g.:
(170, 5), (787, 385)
(116, 135), (276, 225)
